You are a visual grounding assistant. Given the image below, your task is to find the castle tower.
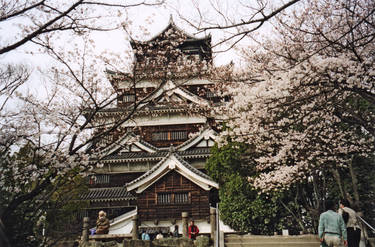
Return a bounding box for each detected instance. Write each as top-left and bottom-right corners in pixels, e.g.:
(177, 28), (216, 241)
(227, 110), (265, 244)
(80, 18), (223, 236)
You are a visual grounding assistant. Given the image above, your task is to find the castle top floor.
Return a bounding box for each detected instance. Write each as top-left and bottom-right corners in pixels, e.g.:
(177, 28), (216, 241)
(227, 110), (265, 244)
(107, 18), (213, 88)
(130, 17), (212, 66)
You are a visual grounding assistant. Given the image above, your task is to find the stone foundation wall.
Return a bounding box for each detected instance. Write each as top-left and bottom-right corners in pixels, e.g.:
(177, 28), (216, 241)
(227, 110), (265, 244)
(79, 237), (203, 247)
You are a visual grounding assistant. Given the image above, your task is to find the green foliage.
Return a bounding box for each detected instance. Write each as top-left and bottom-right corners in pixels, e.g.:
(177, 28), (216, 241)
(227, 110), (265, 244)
(0, 144), (88, 246)
(206, 142), (299, 234)
(206, 142), (250, 184)
(44, 173), (89, 241)
(195, 235), (210, 247)
(339, 155), (375, 228)
(219, 175), (281, 234)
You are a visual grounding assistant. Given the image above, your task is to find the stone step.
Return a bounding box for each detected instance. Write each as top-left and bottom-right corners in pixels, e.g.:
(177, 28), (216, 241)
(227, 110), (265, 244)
(225, 234), (319, 242)
(225, 242), (320, 247)
(224, 234), (321, 247)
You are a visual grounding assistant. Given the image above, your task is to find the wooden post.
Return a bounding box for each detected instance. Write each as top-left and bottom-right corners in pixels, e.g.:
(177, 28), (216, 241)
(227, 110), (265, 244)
(210, 208), (216, 242)
(132, 215), (139, 240)
(81, 217), (89, 242)
(219, 231), (225, 247)
(182, 212), (188, 238)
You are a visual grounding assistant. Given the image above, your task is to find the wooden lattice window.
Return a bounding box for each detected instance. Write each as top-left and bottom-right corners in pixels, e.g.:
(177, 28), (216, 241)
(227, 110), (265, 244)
(174, 193), (189, 204)
(206, 91), (216, 98)
(152, 131), (187, 141)
(123, 94), (135, 102)
(157, 192), (190, 205)
(89, 174), (110, 184)
(157, 193), (172, 204)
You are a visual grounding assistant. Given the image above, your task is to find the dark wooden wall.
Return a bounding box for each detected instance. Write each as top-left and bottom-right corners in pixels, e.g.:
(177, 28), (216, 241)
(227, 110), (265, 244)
(137, 170), (210, 221)
(88, 172), (143, 188)
(140, 123), (202, 147)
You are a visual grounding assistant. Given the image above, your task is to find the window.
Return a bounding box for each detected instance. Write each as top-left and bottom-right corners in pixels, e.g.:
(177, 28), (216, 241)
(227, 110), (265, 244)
(152, 131), (187, 141)
(157, 192), (190, 205)
(123, 94), (135, 102)
(157, 193), (172, 204)
(181, 46), (200, 55)
(89, 174), (110, 184)
(174, 193), (189, 204)
(206, 91), (216, 98)
(152, 132), (168, 141)
(170, 131), (187, 140)
(97, 134), (113, 147)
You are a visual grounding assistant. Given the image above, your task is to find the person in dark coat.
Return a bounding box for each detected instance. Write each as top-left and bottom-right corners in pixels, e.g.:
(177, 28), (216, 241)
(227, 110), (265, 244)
(172, 225), (179, 238)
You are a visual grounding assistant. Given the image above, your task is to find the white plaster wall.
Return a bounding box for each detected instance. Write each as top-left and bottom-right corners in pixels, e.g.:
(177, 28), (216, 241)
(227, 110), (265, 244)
(108, 217), (235, 235)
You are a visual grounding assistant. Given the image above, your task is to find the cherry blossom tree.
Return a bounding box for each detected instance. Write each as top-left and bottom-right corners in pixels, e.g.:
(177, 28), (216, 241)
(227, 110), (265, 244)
(0, 0), (165, 55)
(0, 1), (175, 246)
(214, 0), (375, 197)
(175, 0), (301, 51)
(0, 5), (221, 245)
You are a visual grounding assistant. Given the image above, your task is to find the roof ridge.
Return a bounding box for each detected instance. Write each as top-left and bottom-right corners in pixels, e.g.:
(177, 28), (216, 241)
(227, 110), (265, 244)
(125, 152), (172, 188)
(130, 16), (210, 44)
(125, 152), (218, 192)
(89, 186), (125, 190)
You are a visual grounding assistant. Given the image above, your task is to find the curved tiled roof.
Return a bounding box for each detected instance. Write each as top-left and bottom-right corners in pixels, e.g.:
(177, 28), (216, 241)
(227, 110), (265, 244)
(97, 131), (159, 158)
(79, 187), (136, 202)
(102, 147), (211, 163)
(179, 147), (212, 156)
(136, 138), (160, 152)
(173, 153), (213, 181)
(125, 152), (216, 190)
(130, 16), (210, 44)
(94, 106), (200, 117)
(176, 128), (210, 149)
(125, 153), (172, 188)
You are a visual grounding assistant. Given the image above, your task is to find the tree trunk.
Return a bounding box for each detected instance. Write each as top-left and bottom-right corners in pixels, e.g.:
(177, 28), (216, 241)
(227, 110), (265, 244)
(0, 219), (10, 247)
(332, 168), (345, 198)
(348, 157), (360, 209)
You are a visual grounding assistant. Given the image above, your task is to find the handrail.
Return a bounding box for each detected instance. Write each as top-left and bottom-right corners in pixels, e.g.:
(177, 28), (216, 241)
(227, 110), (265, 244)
(358, 215), (375, 233)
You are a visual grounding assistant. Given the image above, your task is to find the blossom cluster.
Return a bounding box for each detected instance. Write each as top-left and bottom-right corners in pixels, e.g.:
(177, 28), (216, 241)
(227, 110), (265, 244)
(213, 0), (375, 192)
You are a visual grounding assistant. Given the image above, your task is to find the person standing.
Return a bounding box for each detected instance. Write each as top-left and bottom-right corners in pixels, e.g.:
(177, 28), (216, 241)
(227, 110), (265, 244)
(156, 231), (164, 240)
(318, 199), (347, 247)
(188, 220), (199, 240)
(172, 225), (179, 238)
(339, 199), (361, 247)
(141, 231), (150, 240)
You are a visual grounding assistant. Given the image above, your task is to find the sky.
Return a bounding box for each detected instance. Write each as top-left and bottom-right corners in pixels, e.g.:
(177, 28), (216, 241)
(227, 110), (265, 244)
(0, 0), (278, 63)
(0, 0), (293, 151)
(0, 0), (285, 103)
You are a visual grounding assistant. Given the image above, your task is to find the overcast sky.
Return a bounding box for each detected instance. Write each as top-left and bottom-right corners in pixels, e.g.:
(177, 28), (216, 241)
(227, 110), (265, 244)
(0, 0), (285, 100)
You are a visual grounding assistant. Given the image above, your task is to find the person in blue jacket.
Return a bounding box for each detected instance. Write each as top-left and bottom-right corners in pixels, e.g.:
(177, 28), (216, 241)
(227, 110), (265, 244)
(141, 231), (150, 240)
(318, 199), (347, 247)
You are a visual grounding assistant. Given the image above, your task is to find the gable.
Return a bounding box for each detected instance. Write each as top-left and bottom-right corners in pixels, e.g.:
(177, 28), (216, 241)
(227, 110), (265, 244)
(98, 132), (158, 158)
(150, 170), (201, 192)
(157, 92), (187, 104)
(126, 153), (218, 193)
(137, 80), (209, 109)
(177, 128), (217, 151)
(118, 143), (145, 153)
